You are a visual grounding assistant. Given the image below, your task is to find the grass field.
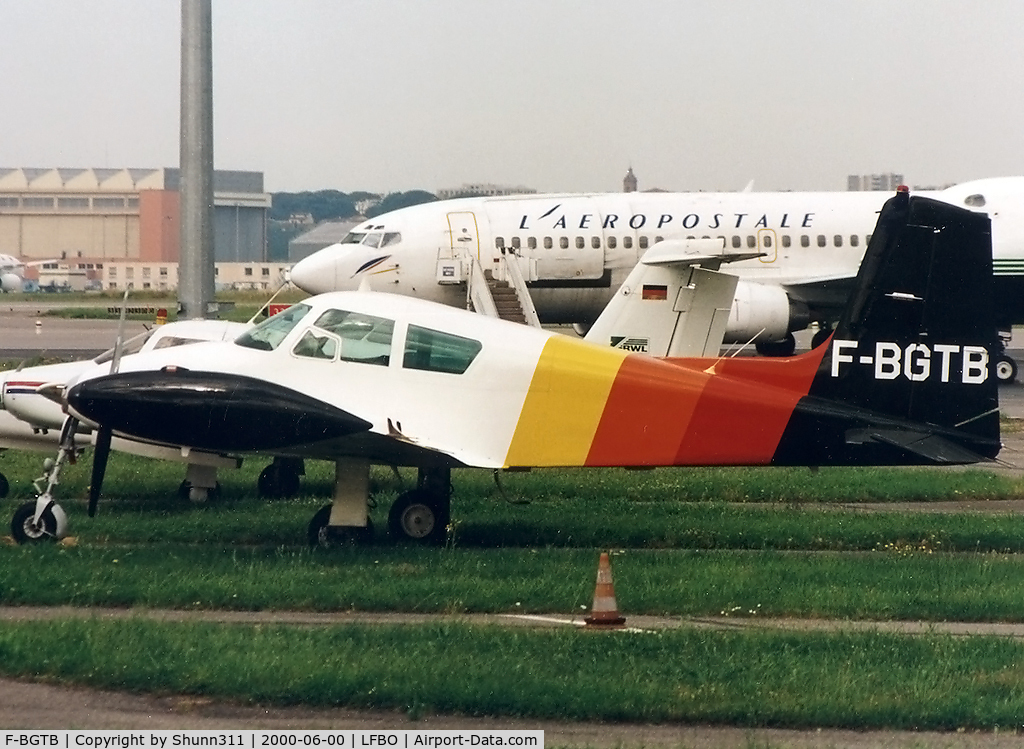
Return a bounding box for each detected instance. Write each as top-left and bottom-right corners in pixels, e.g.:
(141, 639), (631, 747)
(3, 448), (1024, 730)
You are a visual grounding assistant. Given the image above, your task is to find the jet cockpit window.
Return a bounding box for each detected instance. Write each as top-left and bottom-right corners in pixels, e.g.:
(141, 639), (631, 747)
(361, 232), (384, 249)
(964, 194), (986, 207)
(314, 309), (393, 366)
(341, 232), (366, 245)
(403, 325), (482, 375)
(380, 232), (402, 248)
(235, 303), (312, 351)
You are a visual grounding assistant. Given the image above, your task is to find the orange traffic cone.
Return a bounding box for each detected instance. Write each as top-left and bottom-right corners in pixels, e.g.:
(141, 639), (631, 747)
(584, 552), (626, 628)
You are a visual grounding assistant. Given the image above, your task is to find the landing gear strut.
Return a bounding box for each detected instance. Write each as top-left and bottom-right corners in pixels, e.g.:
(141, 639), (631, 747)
(308, 461), (452, 548)
(10, 417), (77, 544)
(0, 471), (8, 499)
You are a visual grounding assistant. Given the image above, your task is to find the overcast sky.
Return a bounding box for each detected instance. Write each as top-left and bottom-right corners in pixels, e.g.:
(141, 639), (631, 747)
(3, 1), (1023, 194)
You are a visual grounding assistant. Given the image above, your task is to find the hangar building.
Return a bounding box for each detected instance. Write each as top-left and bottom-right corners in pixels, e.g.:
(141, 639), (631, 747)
(0, 167), (270, 265)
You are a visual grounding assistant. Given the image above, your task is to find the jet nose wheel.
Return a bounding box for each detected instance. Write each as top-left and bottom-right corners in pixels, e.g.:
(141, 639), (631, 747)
(388, 490), (447, 544)
(10, 501), (67, 544)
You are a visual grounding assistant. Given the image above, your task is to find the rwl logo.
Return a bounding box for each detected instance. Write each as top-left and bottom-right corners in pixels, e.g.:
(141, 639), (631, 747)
(611, 337), (649, 353)
(831, 340), (989, 383)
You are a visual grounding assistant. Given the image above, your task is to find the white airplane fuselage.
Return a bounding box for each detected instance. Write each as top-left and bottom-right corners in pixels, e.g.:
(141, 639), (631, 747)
(289, 177), (1024, 342)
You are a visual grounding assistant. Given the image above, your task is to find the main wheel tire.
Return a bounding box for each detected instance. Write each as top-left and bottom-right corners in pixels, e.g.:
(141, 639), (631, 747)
(810, 327), (832, 350)
(995, 354), (1018, 384)
(388, 490), (446, 544)
(258, 464), (301, 499)
(11, 501), (60, 544)
(177, 480), (222, 502)
(754, 333), (796, 357)
(0, 471), (9, 499)
(307, 505), (374, 548)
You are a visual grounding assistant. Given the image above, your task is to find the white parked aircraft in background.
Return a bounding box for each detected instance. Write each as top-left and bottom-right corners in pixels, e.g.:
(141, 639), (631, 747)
(0, 253), (51, 292)
(288, 177), (1024, 379)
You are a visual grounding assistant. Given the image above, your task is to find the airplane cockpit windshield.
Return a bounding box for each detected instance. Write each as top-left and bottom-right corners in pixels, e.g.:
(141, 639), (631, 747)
(94, 329), (156, 364)
(339, 231), (402, 249)
(235, 303), (312, 351)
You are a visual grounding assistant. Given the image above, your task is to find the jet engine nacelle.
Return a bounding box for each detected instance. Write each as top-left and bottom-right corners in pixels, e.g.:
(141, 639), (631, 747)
(1, 272), (22, 292)
(724, 280), (811, 343)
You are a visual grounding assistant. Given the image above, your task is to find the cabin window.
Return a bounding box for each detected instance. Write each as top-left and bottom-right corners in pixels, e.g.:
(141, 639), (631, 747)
(314, 309), (394, 366)
(850, 235), (859, 248)
(575, 237), (585, 249)
(494, 237), (505, 249)
(543, 237), (553, 249)
(782, 235), (791, 248)
(732, 235), (741, 249)
(866, 234), (872, 245)
(833, 235), (843, 247)
(559, 237), (569, 249)
(292, 330), (338, 361)
(762, 235), (772, 248)
(801, 235), (810, 248)
(527, 237), (537, 250)
(746, 235), (756, 249)
(817, 235), (827, 248)
(638, 236), (649, 250)
(235, 303), (312, 351)
(403, 325), (482, 375)
(623, 236), (633, 249)
(511, 237), (521, 249)
(607, 236), (617, 249)
(591, 236), (601, 249)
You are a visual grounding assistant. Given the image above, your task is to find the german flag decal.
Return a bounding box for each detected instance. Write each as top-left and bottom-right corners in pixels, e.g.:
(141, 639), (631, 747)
(641, 284), (668, 300)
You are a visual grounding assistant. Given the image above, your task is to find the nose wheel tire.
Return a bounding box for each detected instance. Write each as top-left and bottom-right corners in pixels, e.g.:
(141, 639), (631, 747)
(11, 501), (64, 545)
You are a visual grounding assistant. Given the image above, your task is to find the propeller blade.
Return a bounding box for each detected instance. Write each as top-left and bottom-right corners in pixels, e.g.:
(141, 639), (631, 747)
(88, 426), (112, 517)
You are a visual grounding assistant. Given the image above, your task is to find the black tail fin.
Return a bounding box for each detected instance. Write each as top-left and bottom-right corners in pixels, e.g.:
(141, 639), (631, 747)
(793, 188), (1000, 462)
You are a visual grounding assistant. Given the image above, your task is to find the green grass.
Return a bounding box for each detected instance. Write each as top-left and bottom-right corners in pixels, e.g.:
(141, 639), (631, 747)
(1, 618), (1023, 730)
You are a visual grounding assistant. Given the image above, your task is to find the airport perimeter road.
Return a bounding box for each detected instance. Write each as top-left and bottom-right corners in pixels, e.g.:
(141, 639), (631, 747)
(0, 305), (150, 359)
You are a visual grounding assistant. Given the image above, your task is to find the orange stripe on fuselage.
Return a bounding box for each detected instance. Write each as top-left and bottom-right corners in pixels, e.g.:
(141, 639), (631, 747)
(585, 354), (710, 466)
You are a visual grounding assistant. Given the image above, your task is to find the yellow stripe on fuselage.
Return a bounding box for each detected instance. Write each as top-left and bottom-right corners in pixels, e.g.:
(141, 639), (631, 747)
(505, 336), (627, 466)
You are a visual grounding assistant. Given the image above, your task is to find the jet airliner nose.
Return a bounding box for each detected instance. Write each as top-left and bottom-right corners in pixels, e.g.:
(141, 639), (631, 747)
(289, 250), (339, 294)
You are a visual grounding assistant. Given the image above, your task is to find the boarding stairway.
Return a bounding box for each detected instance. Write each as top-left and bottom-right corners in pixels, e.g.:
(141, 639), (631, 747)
(465, 249), (541, 327)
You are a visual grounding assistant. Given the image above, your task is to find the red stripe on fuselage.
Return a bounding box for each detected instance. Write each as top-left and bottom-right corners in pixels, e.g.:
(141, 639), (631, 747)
(667, 347), (828, 465)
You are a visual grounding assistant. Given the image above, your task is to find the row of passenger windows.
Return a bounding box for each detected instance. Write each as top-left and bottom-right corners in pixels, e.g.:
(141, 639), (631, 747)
(235, 304), (482, 375)
(495, 234), (873, 252)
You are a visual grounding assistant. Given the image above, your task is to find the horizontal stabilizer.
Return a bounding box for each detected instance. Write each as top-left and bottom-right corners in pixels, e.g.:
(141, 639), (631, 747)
(640, 238), (765, 271)
(845, 428), (995, 465)
(585, 241), (738, 357)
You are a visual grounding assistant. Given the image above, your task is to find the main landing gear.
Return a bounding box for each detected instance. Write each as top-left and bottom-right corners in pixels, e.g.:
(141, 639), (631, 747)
(307, 459), (452, 548)
(257, 457), (304, 499)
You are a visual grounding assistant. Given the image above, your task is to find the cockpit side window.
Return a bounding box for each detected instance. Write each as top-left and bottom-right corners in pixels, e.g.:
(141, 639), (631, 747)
(380, 232), (402, 248)
(341, 232), (366, 244)
(403, 325), (482, 375)
(235, 303), (311, 351)
(315, 309), (394, 366)
(964, 194), (986, 207)
(292, 330), (338, 360)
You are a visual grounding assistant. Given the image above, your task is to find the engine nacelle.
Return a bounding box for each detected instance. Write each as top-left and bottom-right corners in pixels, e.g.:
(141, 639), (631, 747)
(724, 281), (810, 343)
(1, 272), (22, 292)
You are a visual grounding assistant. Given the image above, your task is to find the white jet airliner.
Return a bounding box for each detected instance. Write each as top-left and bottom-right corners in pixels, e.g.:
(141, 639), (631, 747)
(288, 177), (1024, 380)
(0, 253), (50, 292)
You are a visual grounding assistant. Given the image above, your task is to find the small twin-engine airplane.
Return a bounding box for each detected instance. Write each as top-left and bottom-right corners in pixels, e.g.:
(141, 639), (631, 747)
(38, 189), (1000, 547)
(0, 319), (249, 509)
(0, 253), (52, 292)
